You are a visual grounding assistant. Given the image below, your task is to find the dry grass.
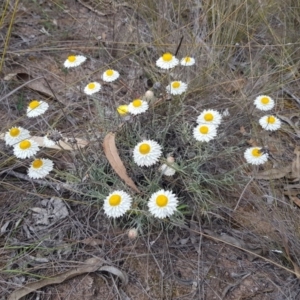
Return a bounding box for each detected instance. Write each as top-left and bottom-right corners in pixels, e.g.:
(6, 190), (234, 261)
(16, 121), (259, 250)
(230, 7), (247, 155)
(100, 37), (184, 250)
(1, 0), (300, 299)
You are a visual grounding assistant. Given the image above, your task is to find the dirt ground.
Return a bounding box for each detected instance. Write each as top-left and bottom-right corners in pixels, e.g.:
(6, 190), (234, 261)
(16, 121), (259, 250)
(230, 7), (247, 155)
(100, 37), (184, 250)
(1, 0), (300, 299)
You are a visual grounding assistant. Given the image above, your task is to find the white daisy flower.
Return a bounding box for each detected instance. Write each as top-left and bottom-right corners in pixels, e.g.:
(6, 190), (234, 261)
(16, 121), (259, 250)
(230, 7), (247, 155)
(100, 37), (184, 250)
(28, 158), (54, 179)
(63, 55), (86, 68)
(5, 127), (31, 146)
(197, 109), (222, 126)
(259, 115), (281, 131)
(43, 135), (56, 147)
(128, 99), (149, 115)
(26, 100), (49, 118)
(156, 52), (179, 69)
(193, 124), (217, 142)
(180, 56), (195, 66)
(13, 139), (40, 159)
(103, 190), (132, 218)
(102, 69), (120, 82)
(254, 95), (275, 111)
(148, 189), (178, 219)
(166, 81), (187, 95)
(133, 140), (162, 167)
(117, 105), (129, 116)
(84, 82), (101, 95)
(244, 147), (269, 165)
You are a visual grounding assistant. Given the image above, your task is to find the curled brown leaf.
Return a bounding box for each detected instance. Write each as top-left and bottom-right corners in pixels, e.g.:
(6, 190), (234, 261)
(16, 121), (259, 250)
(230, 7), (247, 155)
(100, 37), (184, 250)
(103, 132), (140, 193)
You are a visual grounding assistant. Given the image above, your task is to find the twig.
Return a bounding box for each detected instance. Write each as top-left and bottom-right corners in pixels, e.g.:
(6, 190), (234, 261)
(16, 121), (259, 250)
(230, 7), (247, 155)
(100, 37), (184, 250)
(173, 222), (298, 277)
(282, 87), (300, 106)
(4, 170), (56, 187)
(233, 176), (254, 212)
(0, 76), (44, 103)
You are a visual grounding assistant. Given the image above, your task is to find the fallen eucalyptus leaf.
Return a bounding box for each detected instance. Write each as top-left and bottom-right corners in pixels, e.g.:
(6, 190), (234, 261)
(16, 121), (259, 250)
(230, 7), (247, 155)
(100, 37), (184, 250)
(8, 257), (106, 300)
(99, 265), (128, 286)
(0, 134), (88, 150)
(8, 258), (129, 300)
(31, 136), (89, 150)
(79, 237), (104, 246)
(103, 132), (140, 193)
(13, 72), (66, 105)
(0, 76), (43, 103)
(254, 165), (292, 180)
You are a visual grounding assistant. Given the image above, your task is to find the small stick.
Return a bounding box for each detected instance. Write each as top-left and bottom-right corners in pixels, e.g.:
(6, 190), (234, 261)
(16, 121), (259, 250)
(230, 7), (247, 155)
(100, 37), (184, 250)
(233, 176), (254, 212)
(175, 36), (184, 56)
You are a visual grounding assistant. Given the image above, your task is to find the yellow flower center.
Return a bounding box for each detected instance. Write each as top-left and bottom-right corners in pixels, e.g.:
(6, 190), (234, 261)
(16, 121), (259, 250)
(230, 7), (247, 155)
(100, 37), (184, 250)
(267, 116), (275, 124)
(184, 57), (191, 63)
(29, 100), (40, 109)
(139, 143), (150, 155)
(117, 105), (128, 115)
(252, 148), (262, 157)
(199, 125), (209, 134)
(172, 81), (180, 89)
(132, 99), (142, 107)
(162, 53), (173, 62)
(109, 194), (121, 206)
(204, 113), (213, 121)
(68, 55), (76, 62)
(88, 83), (95, 89)
(156, 195), (168, 207)
(10, 128), (20, 137)
(261, 97), (270, 104)
(106, 69), (114, 76)
(32, 159), (43, 169)
(20, 140), (31, 150)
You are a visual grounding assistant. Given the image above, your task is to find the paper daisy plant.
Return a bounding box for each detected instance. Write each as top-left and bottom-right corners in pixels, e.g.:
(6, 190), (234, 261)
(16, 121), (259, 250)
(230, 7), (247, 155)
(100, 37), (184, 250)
(166, 81), (187, 95)
(133, 140), (162, 167)
(148, 189), (178, 219)
(259, 115), (281, 131)
(103, 190), (132, 218)
(128, 99), (149, 115)
(244, 147), (269, 165)
(180, 56), (195, 66)
(102, 69), (120, 82)
(254, 95), (275, 111)
(13, 139), (39, 159)
(156, 52), (179, 69)
(28, 158), (54, 179)
(197, 109), (222, 127)
(84, 82), (101, 95)
(5, 127), (31, 146)
(27, 100), (49, 118)
(63, 55), (86, 68)
(193, 124), (217, 142)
